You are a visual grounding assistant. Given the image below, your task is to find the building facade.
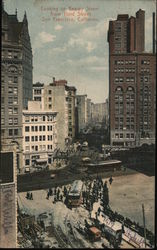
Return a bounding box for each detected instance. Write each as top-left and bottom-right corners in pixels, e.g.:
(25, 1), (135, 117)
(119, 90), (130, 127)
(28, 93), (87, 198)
(91, 102), (108, 124)
(1, 5), (33, 170)
(22, 101), (57, 169)
(33, 78), (77, 149)
(108, 9), (156, 146)
(76, 95), (88, 132)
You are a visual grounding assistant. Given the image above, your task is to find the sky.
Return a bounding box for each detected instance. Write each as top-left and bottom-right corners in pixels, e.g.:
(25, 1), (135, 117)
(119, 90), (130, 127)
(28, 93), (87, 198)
(4, 0), (156, 103)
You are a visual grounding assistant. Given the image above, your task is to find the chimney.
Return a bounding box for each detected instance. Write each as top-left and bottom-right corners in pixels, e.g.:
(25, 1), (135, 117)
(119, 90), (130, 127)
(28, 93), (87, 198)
(152, 12), (156, 53)
(53, 77), (55, 83)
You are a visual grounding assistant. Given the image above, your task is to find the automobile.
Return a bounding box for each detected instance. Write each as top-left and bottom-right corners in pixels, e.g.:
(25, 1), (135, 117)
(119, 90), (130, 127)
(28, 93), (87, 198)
(50, 174), (55, 179)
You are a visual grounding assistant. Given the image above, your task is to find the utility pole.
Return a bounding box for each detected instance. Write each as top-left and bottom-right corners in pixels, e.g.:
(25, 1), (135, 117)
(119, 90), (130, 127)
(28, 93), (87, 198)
(142, 204), (147, 248)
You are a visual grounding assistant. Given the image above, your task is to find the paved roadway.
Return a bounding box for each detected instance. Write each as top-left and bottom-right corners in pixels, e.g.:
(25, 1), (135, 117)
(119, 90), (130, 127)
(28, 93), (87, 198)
(17, 166), (137, 193)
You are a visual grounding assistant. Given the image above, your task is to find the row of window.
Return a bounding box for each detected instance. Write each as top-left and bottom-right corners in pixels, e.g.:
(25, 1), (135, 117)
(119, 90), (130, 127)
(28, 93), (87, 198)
(115, 60), (150, 65)
(1, 118), (18, 125)
(114, 68), (135, 73)
(8, 87), (18, 94)
(25, 125), (54, 132)
(2, 50), (21, 59)
(114, 77), (135, 83)
(25, 115), (55, 122)
(115, 133), (135, 139)
(115, 60), (135, 65)
(25, 135), (54, 142)
(25, 144), (53, 152)
(7, 96), (18, 105)
(9, 129), (19, 136)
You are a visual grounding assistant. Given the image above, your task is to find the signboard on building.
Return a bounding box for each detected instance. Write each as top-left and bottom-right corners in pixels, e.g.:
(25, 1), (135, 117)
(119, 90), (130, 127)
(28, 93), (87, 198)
(0, 183), (16, 248)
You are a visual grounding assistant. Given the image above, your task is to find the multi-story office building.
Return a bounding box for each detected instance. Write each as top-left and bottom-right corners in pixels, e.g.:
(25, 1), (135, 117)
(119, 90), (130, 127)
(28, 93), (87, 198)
(108, 9), (156, 146)
(22, 101), (57, 169)
(76, 95), (88, 132)
(1, 5), (33, 170)
(33, 78), (77, 149)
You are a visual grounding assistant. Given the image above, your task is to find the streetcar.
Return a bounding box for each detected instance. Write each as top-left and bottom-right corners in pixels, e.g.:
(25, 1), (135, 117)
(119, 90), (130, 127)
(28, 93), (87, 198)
(68, 180), (83, 207)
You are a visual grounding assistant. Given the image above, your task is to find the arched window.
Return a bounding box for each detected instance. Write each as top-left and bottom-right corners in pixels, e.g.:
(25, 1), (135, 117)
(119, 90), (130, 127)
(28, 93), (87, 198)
(8, 65), (18, 74)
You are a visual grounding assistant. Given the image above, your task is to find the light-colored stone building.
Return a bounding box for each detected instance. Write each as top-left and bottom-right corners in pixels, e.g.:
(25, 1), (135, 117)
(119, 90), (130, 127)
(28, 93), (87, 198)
(91, 102), (108, 124)
(33, 78), (77, 149)
(22, 101), (57, 169)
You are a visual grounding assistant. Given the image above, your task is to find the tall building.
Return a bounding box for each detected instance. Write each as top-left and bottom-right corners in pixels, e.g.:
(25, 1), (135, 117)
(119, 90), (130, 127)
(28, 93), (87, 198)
(108, 9), (145, 54)
(1, 4), (33, 170)
(22, 101), (57, 170)
(33, 78), (77, 149)
(91, 102), (108, 124)
(108, 9), (156, 146)
(76, 95), (88, 132)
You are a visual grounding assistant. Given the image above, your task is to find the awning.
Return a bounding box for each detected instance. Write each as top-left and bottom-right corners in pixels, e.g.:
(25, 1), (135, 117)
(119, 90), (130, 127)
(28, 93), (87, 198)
(35, 158), (48, 163)
(82, 157), (91, 162)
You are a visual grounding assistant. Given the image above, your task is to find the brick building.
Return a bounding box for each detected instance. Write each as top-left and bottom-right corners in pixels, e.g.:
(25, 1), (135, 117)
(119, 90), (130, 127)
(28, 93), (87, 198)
(108, 9), (156, 146)
(1, 4), (33, 170)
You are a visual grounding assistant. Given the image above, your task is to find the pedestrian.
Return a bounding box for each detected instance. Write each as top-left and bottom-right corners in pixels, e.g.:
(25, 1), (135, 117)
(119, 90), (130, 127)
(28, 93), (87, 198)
(109, 176), (113, 185)
(30, 192), (33, 200)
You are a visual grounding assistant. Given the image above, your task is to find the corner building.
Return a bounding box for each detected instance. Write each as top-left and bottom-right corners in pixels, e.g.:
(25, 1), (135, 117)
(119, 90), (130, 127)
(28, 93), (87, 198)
(1, 5), (33, 170)
(108, 9), (156, 146)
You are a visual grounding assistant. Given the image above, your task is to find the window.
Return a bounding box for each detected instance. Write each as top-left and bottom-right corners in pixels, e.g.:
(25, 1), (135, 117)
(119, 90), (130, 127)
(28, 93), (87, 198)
(14, 129), (18, 136)
(31, 136), (34, 142)
(25, 116), (30, 122)
(25, 159), (30, 166)
(48, 90), (52, 94)
(13, 107), (18, 114)
(25, 146), (30, 152)
(49, 104), (52, 109)
(9, 118), (13, 125)
(1, 118), (4, 125)
(43, 135), (45, 141)
(43, 116), (45, 121)
(39, 126), (42, 131)
(14, 118), (18, 124)
(8, 87), (13, 93)
(25, 136), (30, 142)
(13, 97), (18, 104)
(13, 87), (18, 94)
(9, 129), (13, 136)
(8, 97), (13, 104)
(13, 76), (18, 83)
(35, 136), (38, 141)
(39, 135), (42, 141)
(120, 134), (123, 138)
(25, 126), (29, 132)
(35, 146), (38, 151)
(9, 107), (13, 114)
(126, 133), (130, 138)
(31, 126), (34, 132)
(35, 126), (38, 132)
(8, 66), (18, 73)
(43, 126), (45, 131)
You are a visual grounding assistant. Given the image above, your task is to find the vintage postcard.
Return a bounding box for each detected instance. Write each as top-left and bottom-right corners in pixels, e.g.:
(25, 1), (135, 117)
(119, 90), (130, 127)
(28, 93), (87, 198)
(0, 0), (156, 248)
